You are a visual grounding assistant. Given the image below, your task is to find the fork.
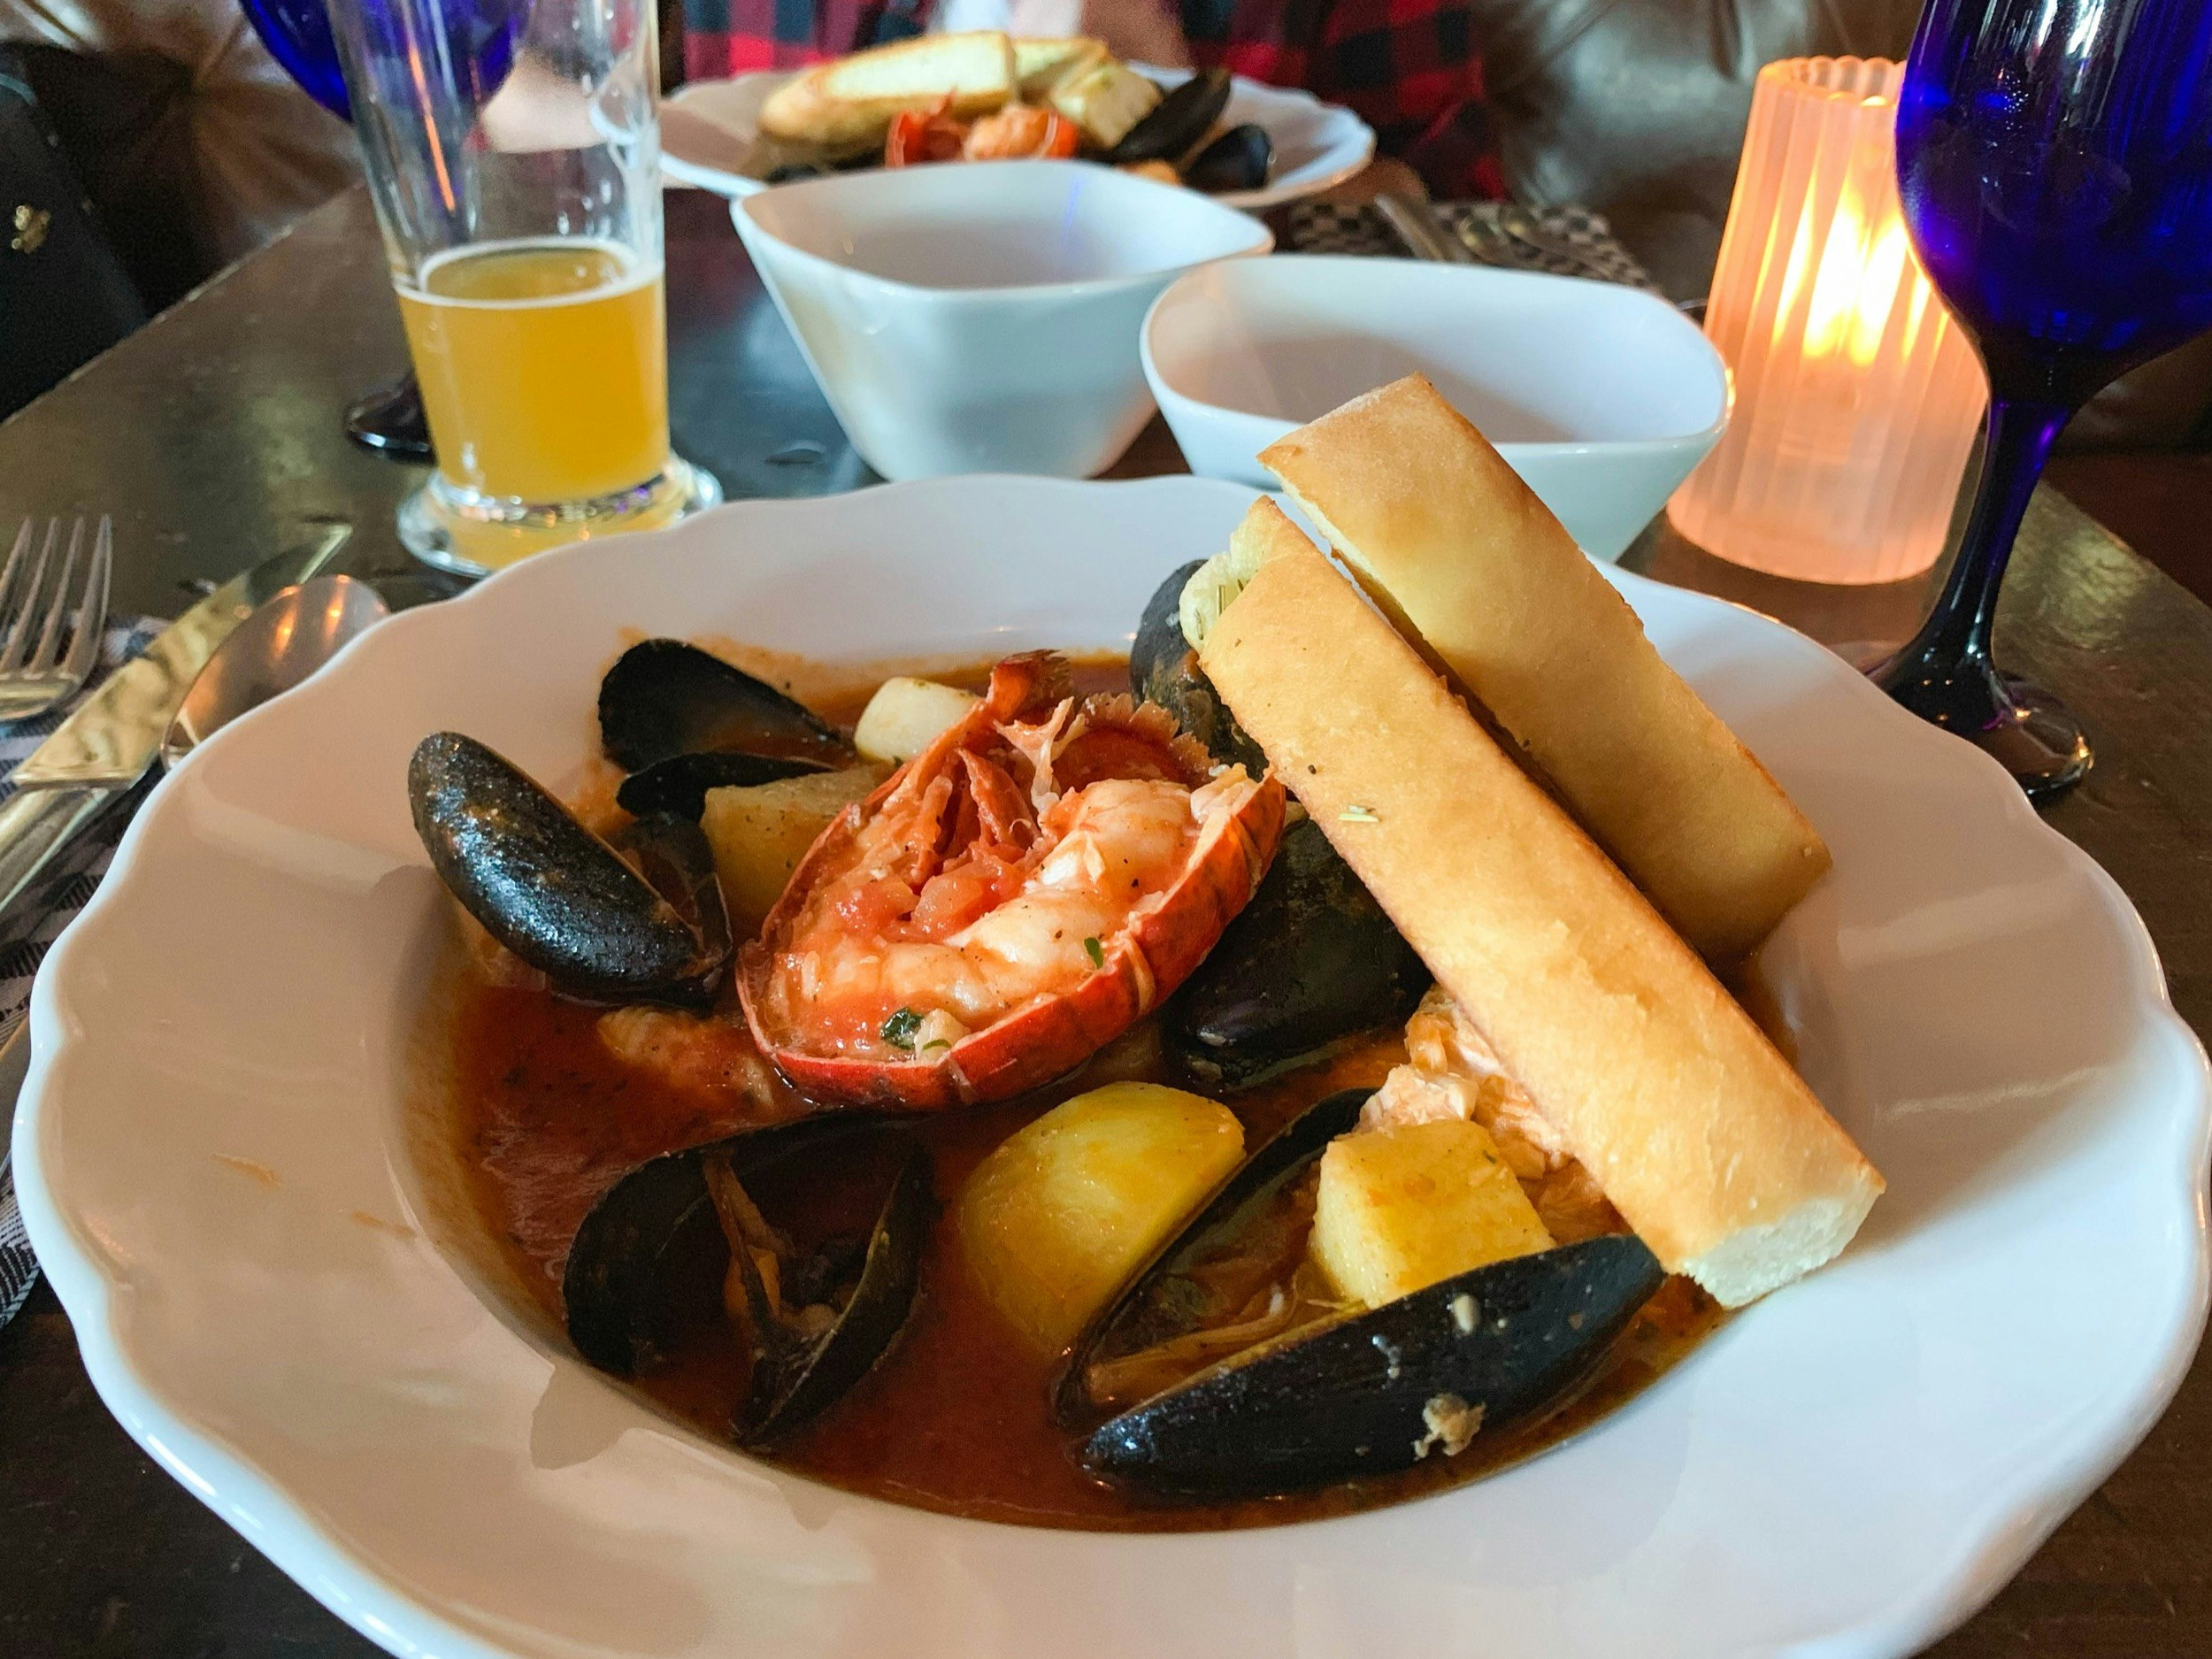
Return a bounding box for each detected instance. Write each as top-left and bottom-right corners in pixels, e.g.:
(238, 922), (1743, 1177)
(0, 518), (112, 723)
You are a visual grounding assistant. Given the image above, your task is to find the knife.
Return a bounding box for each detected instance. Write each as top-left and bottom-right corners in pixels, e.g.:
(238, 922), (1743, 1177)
(0, 528), (349, 925)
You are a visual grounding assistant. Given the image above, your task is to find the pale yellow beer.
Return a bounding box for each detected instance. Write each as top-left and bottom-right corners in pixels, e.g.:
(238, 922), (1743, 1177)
(397, 239), (669, 506)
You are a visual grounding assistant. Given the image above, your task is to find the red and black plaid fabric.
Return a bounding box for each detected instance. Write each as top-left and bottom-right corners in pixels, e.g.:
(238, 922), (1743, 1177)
(678, 0), (1504, 198)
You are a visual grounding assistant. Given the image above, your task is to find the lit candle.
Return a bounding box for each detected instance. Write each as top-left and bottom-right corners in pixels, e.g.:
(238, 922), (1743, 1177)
(1669, 57), (1987, 585)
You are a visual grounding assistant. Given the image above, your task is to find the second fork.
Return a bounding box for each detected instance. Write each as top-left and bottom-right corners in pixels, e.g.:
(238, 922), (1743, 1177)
(0, 517), (113, 723)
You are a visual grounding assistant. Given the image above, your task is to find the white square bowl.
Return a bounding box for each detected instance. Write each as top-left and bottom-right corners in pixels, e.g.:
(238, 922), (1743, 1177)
(1141, 255), (1732, 560)
(733, 161), (1274, 480)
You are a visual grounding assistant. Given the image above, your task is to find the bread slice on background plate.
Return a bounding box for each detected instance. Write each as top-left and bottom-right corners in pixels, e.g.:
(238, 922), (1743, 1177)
(1261, 374), (1830, 965)
(1012, 36), (1107, 96)
(1194, 499), (1882, 1308)
(759, 31), (1018, 150)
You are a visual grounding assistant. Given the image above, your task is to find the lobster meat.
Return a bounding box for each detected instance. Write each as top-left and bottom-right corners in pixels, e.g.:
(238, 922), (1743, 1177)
(740, 652), (1285, 1109)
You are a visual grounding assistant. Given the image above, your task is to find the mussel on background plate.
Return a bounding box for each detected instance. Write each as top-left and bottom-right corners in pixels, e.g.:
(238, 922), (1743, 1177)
(1104, 68), (1233, 166)
(1179, 123), (1273, 196)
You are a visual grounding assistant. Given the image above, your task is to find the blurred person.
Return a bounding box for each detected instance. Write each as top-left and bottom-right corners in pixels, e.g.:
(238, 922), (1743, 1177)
(682, 0), (1503, 198)
(0, 0), (356, 304)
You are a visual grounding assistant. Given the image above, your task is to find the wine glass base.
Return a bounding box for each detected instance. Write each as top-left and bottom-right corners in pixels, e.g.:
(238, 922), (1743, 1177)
(398, 457), (722, 578)
(343, 376), (434, 463)
(1874, 655), (2092, 801)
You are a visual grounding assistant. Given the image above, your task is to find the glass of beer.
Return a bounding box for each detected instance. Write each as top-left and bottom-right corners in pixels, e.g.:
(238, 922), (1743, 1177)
(325, 0), (717, 572)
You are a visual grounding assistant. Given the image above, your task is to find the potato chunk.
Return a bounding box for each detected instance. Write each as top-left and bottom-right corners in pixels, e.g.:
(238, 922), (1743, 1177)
(853, 677), (980, 765)
(955, 1082), (1244, 1354)
(1312, 1120), (1555, 1310)
(701, 765), (884, 932)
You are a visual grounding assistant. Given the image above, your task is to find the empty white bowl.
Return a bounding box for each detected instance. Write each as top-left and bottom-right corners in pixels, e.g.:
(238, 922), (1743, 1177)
(733, 161), (1274, 480)
(1142, 255), (1732, 560)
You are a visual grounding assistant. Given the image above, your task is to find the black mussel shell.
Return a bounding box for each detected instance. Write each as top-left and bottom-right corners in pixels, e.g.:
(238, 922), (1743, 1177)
(1179, 123), (1272, 194)
(598, 639), (847, 773)
(741, 1141), (931, 1444)
(562, 1116), (932, 1445)
(607, 810), (733, 999)
(566, 1116), (877, 1374)
(1082, 1234), (1663, 1499)
(1169, 817), (1432, 1089)
(410, 733), (731, 1006)
(1105, 67), (1233, 165)
(615, 752), (829, 819)
(1058, 1087), (1369, 1422)
(1131, 559), (1267, 773)
(1060, 1087), (1664, 1499)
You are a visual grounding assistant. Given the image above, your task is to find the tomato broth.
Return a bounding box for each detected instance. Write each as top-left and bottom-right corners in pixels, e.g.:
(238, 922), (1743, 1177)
(438, 651), (1725, 1531)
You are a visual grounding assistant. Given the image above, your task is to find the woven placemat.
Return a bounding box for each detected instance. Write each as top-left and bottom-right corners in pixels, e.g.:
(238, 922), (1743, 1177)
(0, 616), (162, 1330)
(1287, 201), (1660, 292)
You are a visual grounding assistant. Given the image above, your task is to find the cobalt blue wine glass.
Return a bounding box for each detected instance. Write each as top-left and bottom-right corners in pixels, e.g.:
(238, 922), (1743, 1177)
(1878, 0), (2212, 797)
(237, 0), (526, 462)
(239, 0), (351, 119)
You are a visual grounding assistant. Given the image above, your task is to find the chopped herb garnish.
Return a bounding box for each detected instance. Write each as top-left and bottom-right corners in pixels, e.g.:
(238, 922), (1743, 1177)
(921, 1039), (952, 1053)
(1083, 935), (1106, 968)
(1340, 804), (1379, 823)
(880, 1008), (923, 1051)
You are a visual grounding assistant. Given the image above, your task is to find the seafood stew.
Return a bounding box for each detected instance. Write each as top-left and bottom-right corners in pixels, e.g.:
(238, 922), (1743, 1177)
(416, 386), (1877, 1529)
(426, 630), (1723, 1527)
(751, 35), (1276, 196)
(448, 977), (1724, 1528)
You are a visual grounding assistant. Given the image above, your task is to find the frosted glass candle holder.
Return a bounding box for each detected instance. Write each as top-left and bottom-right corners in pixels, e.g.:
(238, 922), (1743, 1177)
(1669, 57), (1987, 585)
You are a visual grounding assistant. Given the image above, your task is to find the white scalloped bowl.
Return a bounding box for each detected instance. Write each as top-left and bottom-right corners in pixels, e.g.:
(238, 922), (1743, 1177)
(15, 476), (2209, 1659)
(663, 65), (1377, 212)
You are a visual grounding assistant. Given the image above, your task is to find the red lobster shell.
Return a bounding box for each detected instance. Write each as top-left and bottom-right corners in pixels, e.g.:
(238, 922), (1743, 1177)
(739, 652), (1285, 1109)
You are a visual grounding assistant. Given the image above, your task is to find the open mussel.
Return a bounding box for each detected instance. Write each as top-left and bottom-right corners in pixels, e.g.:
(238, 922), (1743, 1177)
(1105, 67), (1233, 165)
(615, 752), (826, 819)
(564, 1115), (932, 1445)
(410, 733), (733, 1006)
(1135, 563), (1430, 1084)
(599, 639), (849, 818)
(1131, 558), (1267, 774)
(1061, 1090), (1665, 1500)
(1180, 123), (1272, 194)
(1169, 817), (1431, 1087)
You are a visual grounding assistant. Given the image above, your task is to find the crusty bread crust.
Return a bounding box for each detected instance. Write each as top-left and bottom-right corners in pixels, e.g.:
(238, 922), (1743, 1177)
(1199, 501), (1880, 1306)
(1260, 375), (1831, 964)
(759, 32), (1018, 149)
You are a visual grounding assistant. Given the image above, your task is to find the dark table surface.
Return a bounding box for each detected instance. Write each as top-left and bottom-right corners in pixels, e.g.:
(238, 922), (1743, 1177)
(3, 184), (2210, 1658)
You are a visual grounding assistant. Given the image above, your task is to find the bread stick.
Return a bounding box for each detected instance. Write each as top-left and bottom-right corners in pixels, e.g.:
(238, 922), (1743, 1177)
(1197, 500), (1881, 1306)
(1260, 374), (1830, 963)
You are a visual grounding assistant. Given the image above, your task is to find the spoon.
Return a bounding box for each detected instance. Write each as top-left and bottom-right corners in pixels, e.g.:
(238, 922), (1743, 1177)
(160, 575), (390, 769)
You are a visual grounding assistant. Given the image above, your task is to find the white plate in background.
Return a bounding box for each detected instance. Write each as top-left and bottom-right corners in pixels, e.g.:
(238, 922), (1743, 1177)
(663, 65), (1377, 211)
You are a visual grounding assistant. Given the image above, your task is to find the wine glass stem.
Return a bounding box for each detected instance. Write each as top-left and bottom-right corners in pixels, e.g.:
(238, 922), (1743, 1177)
(1900, 396), (2072, 675)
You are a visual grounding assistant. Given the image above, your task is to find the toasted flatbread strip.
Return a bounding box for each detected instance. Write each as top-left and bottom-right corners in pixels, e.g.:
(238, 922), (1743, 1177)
(759, 32), (1018, 150)
(1260, 374), (1830, 963)
(1196, 501), (1881, 1307)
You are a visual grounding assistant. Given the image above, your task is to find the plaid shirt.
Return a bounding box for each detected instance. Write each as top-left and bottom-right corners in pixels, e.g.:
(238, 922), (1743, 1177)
(679, 0), (1504, 199)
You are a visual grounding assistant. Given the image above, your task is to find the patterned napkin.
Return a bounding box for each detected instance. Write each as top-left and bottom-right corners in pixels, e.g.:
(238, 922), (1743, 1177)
(0, 617), (162, 1331)
(1286, 201), (1661, 292)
